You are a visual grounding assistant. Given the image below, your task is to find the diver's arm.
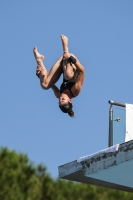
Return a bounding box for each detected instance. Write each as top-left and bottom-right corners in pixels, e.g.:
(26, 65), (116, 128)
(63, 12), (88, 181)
(51, 85), (60, 99)
(63, 52), (84, 73)
(69, 54), (84, 73)
(74, 59), (84, 73)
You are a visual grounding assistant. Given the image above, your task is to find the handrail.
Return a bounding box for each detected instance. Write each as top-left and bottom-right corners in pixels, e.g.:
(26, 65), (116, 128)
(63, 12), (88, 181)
(108, 100), (125, 107)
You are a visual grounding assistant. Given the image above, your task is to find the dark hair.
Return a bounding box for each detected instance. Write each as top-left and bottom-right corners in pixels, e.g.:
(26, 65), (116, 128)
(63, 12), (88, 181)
(59, 102), (74, 117)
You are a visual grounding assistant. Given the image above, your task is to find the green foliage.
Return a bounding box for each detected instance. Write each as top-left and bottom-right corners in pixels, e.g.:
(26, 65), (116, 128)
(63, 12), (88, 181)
(0, 147), (41, 200)
(0, 147), (133, 200)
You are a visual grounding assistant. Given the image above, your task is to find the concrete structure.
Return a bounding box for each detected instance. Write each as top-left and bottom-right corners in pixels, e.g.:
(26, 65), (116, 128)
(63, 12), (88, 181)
(58, 140), (133, 192)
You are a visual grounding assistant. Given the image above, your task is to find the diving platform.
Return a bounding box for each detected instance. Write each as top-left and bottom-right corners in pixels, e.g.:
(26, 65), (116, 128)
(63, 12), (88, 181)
(58, 140), (133, 192)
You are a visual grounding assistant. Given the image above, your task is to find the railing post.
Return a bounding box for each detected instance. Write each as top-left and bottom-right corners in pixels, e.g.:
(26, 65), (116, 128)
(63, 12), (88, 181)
(108, 105), (113, 147)
(108, 100), (125, 147)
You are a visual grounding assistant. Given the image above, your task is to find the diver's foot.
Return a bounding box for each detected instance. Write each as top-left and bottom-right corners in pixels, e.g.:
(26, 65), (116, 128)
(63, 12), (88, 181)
(33, 47), (44, 63)
(60, 34), (69, 53)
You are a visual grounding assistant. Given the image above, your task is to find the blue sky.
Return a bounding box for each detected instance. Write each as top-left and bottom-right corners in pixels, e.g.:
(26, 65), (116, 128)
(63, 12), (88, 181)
(1, 1), (133, 178)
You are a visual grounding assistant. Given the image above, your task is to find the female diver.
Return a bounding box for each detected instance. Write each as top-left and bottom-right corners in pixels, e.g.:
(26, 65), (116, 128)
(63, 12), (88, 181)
(33, 35), (84, 117)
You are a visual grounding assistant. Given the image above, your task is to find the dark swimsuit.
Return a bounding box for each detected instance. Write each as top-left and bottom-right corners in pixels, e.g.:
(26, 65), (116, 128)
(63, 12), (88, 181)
(60, 70), (78, 97)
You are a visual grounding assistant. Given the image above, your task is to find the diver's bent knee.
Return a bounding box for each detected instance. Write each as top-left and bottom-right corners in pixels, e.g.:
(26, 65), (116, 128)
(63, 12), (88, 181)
(40, 82), (49, 90)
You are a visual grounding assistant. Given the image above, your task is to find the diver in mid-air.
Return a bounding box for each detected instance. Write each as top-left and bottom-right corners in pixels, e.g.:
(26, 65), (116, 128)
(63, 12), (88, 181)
(33, 35), (84, 117)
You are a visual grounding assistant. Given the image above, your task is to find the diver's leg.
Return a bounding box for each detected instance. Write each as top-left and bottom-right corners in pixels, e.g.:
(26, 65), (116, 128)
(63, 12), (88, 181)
(33, 47), (63, 89)
(60, 35), (76, 80)
(33, 46), (48, 77)
(60, 34), (69, 53)
(45, 56), (63, 89)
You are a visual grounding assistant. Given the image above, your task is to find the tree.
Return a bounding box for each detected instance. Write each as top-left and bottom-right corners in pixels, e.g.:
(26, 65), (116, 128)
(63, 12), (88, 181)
(0, 147), (41, 200)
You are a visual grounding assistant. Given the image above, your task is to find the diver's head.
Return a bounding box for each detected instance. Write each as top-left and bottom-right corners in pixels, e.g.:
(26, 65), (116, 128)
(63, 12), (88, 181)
(59, 93), (74, 117)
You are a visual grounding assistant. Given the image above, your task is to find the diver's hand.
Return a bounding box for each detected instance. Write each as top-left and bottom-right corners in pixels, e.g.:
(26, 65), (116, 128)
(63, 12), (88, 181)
(36, 65), (44, 78)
